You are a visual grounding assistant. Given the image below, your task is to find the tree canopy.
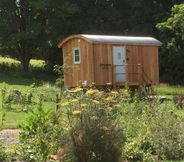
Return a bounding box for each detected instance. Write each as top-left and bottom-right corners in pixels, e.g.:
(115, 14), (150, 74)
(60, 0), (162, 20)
(157, 3), (184, 84)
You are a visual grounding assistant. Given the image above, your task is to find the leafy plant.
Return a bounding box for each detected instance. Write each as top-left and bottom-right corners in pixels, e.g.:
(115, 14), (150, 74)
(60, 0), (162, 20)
(18, 104), (63, 162)
(58, 87), (125, 162)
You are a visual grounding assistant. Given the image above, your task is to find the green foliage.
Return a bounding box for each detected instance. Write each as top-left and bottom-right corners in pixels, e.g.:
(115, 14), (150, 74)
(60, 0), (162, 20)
(0, 0), (79, 71)
(156, 3), (184, 84)
(0, 72), (59, 128)
(155, 84), (184, 95)
(59, 87), (125, 162)
(54, 64), (69, 90)
(121, 95), (184, 161)
(18, 106), (63, 162)
(151, 106), (184, 160)
(0, 56), (48, 73)
(0, 142), (7, 161)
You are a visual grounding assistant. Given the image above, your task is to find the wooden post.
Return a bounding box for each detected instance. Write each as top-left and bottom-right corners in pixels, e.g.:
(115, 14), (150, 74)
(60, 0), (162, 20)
(125, 64), (129, 89)
(56, 94), (61, 111)
(138, 64), (142, 86)
(113, 65), (116, 89)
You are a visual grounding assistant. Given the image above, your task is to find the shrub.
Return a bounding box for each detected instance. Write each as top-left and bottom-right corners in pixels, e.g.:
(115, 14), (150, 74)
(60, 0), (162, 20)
(151, 105), (184, 160)
(58, 87), (125, 162)
(0, 142), (7, 161)
(121, 95), (184, 161)
(18, 105), (63, 162)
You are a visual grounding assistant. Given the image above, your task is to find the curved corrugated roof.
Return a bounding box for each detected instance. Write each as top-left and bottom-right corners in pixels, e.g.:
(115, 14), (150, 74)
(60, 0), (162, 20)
(81, 34), (162, 46)
(58, 34), (162, 47)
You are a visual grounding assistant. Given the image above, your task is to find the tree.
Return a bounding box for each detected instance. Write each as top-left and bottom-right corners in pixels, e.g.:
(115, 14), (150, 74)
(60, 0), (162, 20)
(0, 0), (78, 71)
(156, 3), (184, 84)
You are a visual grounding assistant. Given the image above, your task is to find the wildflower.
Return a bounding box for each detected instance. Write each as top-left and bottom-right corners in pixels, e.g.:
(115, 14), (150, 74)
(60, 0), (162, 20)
(71, 99), (78, 103)
(90, 116), (99, 120)
(92, 100), (100, 104)
(61, 101), (69, 107)
(86, 89), (98, 95)
(107, 107), (112, 112)
(114, 104), (121, 108)
(101, 126), (109, 131)
(91, 82), (96, 85)
(73, 87), (83, 93)
(72, 110), (82, 116)
(81, 104), (87, 107)
(111, 91), (118, 95)
(105, 96), (113, 102)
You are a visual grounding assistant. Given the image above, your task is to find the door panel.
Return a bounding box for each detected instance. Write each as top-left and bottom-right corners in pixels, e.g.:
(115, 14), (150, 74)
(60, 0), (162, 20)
(113, 46), (126, 82)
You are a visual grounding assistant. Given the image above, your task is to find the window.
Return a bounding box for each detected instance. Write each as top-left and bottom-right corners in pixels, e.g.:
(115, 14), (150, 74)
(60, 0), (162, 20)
(73, 48), (80, 64)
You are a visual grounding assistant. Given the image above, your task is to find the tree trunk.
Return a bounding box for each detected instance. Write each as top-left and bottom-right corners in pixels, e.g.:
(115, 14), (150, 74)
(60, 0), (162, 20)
(17, 42), (31, 72)
(20, 56), (30, 72)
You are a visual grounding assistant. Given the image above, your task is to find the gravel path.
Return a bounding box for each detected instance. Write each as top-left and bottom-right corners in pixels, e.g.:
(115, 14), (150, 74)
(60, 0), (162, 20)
(0, 129), (20, 146)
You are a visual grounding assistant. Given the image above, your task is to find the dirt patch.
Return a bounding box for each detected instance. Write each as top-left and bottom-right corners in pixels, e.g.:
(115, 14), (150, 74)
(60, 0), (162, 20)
(0, 129), (19, 146)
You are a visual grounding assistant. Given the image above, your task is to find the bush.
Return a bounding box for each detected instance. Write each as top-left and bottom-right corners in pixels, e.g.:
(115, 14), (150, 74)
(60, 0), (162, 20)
(18, 105), (63, 162)
(0, 143), (7, 161)
(151, 105), (184, 160)
(121, 95), (184, 161)
(58, 87), (125, 162)
(0, 56), (50, 73)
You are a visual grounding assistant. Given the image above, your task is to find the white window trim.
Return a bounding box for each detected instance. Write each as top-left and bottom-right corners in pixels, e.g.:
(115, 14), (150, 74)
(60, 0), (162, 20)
(73, 48), (80, 64)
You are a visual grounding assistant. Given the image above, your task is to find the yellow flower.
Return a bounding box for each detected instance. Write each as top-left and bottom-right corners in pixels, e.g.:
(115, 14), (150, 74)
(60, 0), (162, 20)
(86, 89), (98, 95)
(114, 104), (121, 108)
(73, 87), (83, 93)
(71, 99), (78, 103)
(91, 82), (96, 85)
(101, 126), (109, 131)
(105, 96), (113, 102)
(107, 107), (112, 112)
(92, 100), (100, 104)
(61, 101), (69, 106)
(81, 104), (87, 107)
(72, 110), (82, 116)
(90, 116), (99, 120)
(111, 91), (118, 95)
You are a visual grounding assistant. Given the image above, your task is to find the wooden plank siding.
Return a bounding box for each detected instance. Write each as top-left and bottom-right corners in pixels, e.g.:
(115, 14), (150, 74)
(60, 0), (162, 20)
(62, 38), (94, 87)
(139, 46), (159, 85)
(62, 40), (159, 87)
(93, 44), (113, 85)
(93, 44), (159, 86)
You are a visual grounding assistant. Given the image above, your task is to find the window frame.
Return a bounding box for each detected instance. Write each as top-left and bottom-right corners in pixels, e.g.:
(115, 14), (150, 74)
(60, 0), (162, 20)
(73, 48), (81, 64)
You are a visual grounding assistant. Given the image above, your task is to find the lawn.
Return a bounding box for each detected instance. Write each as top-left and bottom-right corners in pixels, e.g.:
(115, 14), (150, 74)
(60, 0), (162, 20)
(0, 73), (59, 128)
(0, 57), (60, 128)
(155, 83), (184, 95)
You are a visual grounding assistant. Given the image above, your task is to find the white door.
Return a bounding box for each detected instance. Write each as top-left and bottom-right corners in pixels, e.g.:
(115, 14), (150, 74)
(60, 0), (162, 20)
(113, 46), (126, 83)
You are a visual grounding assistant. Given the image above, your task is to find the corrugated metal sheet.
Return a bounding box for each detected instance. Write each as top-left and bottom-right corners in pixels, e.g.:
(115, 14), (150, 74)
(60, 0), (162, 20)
(81, 34), (162, 46)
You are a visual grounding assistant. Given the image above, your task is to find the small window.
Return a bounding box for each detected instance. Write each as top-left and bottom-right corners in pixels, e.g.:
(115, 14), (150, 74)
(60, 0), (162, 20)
(73, 48), (80, 64)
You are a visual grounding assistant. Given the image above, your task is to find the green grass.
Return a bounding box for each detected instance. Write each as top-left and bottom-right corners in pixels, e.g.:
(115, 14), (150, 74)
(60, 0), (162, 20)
(155, 84), (184, 95)
(0, 111), (27, 129)
(0, 57), (60, 129)
(162, 161), (184, 162)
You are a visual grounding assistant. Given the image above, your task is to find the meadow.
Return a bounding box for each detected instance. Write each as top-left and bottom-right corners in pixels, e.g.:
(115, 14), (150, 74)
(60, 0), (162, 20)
(0, 56), (184, 162)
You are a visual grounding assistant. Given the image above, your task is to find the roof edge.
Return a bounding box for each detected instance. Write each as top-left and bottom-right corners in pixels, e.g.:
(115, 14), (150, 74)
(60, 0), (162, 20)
(58, 34), (92, 48)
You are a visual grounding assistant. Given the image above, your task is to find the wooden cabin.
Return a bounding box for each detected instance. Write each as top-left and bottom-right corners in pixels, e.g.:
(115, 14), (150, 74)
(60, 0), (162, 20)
(58, 34), (162, 88)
